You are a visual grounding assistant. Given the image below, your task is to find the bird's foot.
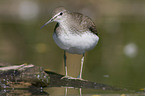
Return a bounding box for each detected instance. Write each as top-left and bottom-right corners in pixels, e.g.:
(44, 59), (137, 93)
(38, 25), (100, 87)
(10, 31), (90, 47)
(61, 75), (77, 79)
(76, 75), (88, 81)
(61, 75), (86, 81)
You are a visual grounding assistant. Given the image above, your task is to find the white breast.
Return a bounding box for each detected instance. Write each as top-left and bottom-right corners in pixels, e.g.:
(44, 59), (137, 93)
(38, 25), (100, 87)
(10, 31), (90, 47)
(53, 31), (99, 54)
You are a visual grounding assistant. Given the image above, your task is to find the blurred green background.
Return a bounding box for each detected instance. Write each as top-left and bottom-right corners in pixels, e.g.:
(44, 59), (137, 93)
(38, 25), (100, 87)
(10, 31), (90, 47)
(0, 0), (145, 91)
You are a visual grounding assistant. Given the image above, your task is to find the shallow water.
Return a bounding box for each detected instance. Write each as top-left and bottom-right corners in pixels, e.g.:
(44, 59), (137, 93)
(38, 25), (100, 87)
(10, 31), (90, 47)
(0, 87), (145, 96)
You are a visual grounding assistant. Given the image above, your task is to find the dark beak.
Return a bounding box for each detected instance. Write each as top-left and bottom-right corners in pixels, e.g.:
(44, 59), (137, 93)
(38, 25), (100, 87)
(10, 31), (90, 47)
(40, 18), (54, 29)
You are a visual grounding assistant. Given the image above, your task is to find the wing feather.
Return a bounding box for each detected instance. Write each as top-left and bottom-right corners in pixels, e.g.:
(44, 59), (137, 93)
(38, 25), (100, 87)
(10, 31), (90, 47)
(71, 12), (98, 35)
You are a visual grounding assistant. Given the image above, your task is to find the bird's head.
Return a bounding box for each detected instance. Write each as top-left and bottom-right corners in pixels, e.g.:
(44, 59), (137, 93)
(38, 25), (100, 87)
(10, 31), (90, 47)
(41, 7), (69, 29)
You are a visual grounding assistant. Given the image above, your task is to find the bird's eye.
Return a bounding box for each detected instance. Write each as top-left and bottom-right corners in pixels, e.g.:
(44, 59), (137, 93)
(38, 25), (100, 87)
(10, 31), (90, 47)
(59, 12), (63, 15)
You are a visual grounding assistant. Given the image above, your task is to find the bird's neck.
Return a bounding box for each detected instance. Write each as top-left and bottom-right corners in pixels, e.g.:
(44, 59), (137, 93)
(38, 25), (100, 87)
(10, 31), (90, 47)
(58, 14), (74, 28)
(58, 19), (74, 33)
(57, 16), (85, 35)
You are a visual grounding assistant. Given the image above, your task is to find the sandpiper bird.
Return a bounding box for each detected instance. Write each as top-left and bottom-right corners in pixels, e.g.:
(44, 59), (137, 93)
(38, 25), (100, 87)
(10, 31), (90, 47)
(41, 7), (99, 79)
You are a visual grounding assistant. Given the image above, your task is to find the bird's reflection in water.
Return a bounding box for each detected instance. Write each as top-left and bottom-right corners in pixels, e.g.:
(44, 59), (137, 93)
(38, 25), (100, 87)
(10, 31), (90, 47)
(79, 88), (82, 96)
(65, 87), (82, 96)
(65, 87), (67, 96)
